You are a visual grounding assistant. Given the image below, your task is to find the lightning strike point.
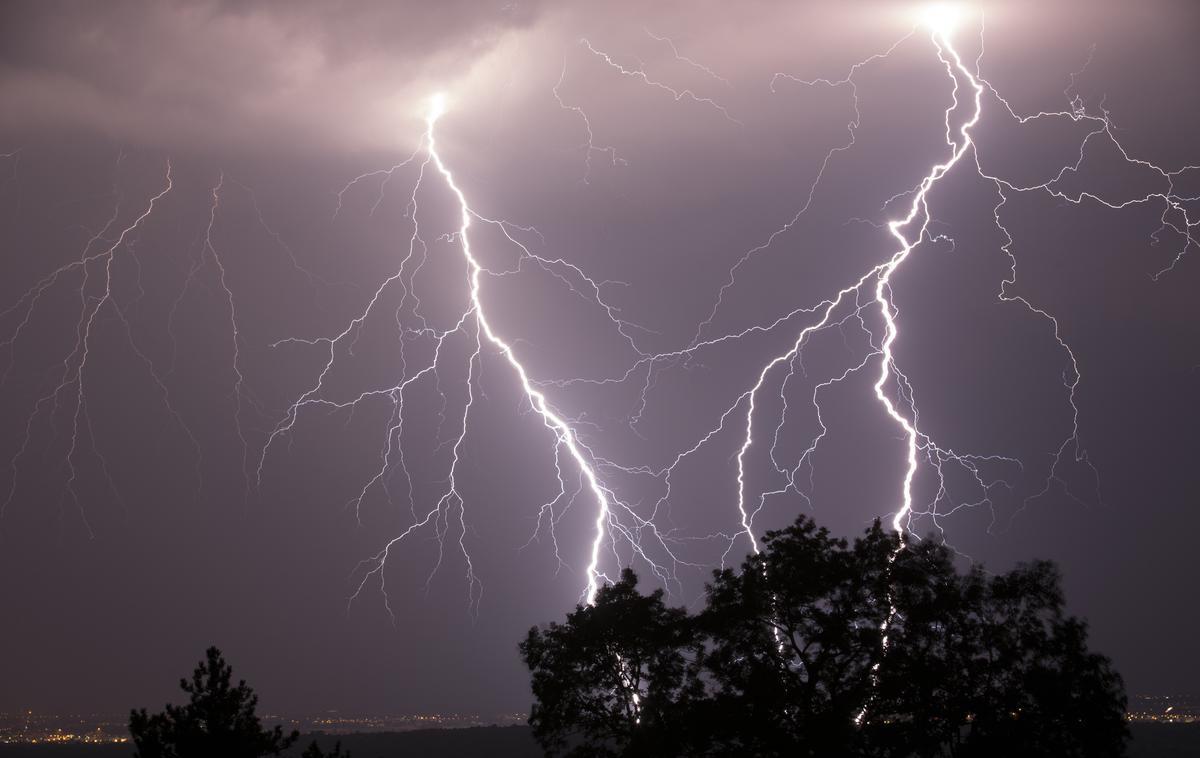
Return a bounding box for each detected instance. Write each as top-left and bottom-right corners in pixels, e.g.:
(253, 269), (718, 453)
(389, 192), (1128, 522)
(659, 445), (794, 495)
(429, 92), (449, 121)
(921, 3), (964, 36)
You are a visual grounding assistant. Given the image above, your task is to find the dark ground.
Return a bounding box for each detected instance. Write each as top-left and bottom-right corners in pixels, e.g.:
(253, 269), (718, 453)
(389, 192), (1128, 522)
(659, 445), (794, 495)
(0, 724), (1197, 757)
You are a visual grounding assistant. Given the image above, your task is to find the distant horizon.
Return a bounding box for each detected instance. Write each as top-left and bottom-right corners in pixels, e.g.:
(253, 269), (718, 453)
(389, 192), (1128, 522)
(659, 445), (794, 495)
(7, 691), (1200, 719)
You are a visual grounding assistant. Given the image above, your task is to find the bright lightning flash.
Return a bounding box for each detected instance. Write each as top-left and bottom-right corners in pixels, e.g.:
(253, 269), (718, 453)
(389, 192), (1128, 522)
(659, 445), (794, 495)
(262, 92), (688, 616)
(3, 9), (1195, 632)
(921, 4), (964, 37)
(423, 97), (616, 607)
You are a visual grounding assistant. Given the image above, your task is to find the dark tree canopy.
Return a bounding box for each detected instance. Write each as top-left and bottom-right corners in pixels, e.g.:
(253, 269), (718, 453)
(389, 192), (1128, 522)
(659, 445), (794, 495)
(695, 518), (895, 755)
(520, 515), (1128, 758)
(519, 568), (703, 757)
(129, 647), (300, 758)
(869, 550), (1129, 757)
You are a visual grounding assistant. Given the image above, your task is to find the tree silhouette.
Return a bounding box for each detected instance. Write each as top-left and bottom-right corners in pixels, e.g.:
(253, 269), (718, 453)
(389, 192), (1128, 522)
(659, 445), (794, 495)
(129, 646), (300, 758)
(519, 568), (703, 757)
(696, 517), (895, 755)
(868, 551), (1128, 757)
(521, 514), (1129, 757)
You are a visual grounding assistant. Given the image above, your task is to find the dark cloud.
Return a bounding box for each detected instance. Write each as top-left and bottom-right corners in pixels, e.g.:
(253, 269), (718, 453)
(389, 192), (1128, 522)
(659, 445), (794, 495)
(0, 0), (546, 150)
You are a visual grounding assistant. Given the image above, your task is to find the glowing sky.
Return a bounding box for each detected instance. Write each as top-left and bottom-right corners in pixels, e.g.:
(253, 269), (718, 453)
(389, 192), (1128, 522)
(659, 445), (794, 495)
(1, 0), (1197, 716)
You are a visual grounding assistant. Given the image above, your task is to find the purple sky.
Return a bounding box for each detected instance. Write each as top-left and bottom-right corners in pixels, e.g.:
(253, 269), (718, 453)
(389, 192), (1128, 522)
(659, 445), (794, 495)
(1, 0), (1198, 717)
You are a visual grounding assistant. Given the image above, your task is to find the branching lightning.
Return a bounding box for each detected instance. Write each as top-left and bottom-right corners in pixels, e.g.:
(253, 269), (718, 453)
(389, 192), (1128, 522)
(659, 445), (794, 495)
(1, 163), (181, 531)
(264, 96), (695, 614)
(3, 6), (1196, 631)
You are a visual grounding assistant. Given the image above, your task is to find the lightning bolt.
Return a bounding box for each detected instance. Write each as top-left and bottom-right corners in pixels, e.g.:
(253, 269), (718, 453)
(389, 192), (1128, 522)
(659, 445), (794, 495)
(534, 6), (1190, 588)
(643, 28), (733, 89)
(265, 95), (690, 615)
(577, 38), (742, 126)
(4, 6), (1195, 634)
(547, 21), (1005, 572)
(197, 175), (254, 502)
(1, 162), (180, 533)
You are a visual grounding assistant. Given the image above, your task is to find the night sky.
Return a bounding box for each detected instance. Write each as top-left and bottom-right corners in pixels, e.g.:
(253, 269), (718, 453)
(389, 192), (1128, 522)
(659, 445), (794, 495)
(1, 0), (1197, 719)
